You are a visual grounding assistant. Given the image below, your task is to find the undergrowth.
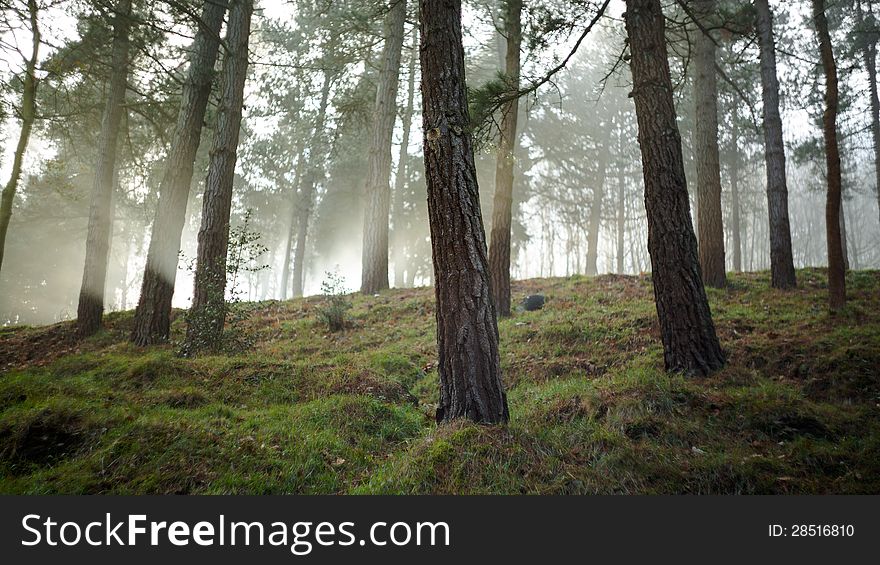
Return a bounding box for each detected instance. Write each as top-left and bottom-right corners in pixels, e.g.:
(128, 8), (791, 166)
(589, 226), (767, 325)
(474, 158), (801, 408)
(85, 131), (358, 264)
(1, 269), (878, 494)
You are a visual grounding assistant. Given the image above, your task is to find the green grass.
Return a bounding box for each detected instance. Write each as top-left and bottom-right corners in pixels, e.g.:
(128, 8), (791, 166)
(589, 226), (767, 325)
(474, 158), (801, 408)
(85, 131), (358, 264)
(1, 269), (879, 494)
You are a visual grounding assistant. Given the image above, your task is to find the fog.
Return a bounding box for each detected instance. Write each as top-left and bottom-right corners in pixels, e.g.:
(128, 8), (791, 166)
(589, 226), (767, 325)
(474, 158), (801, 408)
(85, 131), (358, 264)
(1, 0), (879, 326)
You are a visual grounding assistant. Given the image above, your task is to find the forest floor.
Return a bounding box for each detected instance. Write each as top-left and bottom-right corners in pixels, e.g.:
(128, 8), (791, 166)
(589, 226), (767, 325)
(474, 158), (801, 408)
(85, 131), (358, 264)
(1, 268), (879, 494)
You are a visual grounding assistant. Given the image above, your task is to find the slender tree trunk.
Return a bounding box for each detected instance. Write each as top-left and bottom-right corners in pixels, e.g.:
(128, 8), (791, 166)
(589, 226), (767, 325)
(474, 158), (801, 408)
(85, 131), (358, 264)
(754, 0), (797, 289)
(361, 0), (407, 294)
(131, 0), (227, 345)
(291, 72), (333, 298)
(0, 0), (39, 277)
(616, 158), (626, 274)
(839, 204), (849, 270)
(487, 0), (522, 317)
(585, 151), (607, 276)
(812, 0), (846, 311)
(183, 0), (253, 351)
(692, 0), (726, 287)
(77, 0), (132, 336)
(279, 183), (295, 300)
(857, 0), (880, 229)
(624, 0), (725, 376)
(392, 29), (418, 288)
(730, 118), (743, 272)
(419, 0), (509, 423)
(280, 140), (306, 300)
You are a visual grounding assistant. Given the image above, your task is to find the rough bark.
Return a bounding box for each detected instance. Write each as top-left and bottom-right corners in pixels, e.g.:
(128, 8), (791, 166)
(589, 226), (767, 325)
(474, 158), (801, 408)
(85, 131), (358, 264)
(0, 0), (39, 277)
(131, 0), (227, 345)
(487, 0), (522, 316)
(392, 30), (418, 288)
(420, 0), (509, 423)
(361, 0), (407, 294)
(184, 0), (253, 351)
(812, 0), (846, 312)
(624, 0), (725, 376)
(291, 72), (333, 298)
(76, 0), (132, 337)
(692, 0), (726, 287)
(754, 0), (797, 289)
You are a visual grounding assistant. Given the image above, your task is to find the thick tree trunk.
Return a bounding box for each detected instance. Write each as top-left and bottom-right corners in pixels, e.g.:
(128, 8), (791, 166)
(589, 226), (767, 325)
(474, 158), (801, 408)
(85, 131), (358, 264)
(131, 0), (227, 345)
(0, 0), (39, 277)
(419, 0), (509, 423)
(624, 0), (725, 376)
(487, 0), (522, 317)
(291, 72), (333, 298)
(692, 0), (726, 287)
(392, 30), (419, 289)
(76, 0), (131, 337)
(754, 0), (797, 289)
(184, 0), (253, 351)
(812, 0), (846, 311)
(729, 118), (742, 272)
(361, 0), (407, 294)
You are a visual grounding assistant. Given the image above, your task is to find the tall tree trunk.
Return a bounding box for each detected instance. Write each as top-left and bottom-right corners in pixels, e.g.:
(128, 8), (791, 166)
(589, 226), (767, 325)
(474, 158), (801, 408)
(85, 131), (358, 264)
(280, 139), (307, 300)
(812, 0), (846, 311)
(624, 0), (725, 376)
(419, 0), (509, 423)
(616, 157), (626, 275)
(0, 0), (39, 277)
(839, 204), (849, 270)
(131, 0), (227, 345)
(857, 0), (880, 229)
(183, 0), (253, 352)
(279, 183), (295, 300)
(291, 72), (333, 298)
(392, 29), (418, 288)
(754, 0), (797, 289)
(692, 0), (726, 287)
(487, 0), (522, 317)
(729, 117), (743, 272)
(361, 0), (407, 294)
(585, 151), (607, 276)
(76, 0), (132, 337)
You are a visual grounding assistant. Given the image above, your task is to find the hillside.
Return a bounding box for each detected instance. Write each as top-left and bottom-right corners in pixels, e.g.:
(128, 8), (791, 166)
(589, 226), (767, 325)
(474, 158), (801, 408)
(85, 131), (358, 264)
(1, 269), (879, 494)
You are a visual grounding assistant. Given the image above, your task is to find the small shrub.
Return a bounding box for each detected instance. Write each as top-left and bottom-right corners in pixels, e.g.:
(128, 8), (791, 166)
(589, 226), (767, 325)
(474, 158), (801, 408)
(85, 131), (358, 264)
(180, 210), (269, 355)
(317, 270), (352, 333)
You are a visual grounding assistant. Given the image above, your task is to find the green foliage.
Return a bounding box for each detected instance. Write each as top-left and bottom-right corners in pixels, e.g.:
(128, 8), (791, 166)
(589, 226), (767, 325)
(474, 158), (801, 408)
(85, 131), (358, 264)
(181, 210), (269, 355)
(316, 269), (352, 333)
(1, 270), (879, 494)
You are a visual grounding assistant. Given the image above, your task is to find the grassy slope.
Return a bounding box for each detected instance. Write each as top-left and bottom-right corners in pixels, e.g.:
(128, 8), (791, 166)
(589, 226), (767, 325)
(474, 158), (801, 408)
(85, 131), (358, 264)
(1, 268), (878, 494)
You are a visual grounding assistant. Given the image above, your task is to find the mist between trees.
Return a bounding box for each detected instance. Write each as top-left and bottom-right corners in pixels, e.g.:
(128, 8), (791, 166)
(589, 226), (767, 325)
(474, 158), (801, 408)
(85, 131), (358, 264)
(0, 0), (877, 361)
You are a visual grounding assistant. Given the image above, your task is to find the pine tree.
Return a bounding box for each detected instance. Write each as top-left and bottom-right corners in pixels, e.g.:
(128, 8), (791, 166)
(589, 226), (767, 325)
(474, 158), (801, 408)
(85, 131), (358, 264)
(131, 0), (227, 345)
(624, 0), (725, 375)
(76, 0), (132, 336)
(420, 0), (509, 423)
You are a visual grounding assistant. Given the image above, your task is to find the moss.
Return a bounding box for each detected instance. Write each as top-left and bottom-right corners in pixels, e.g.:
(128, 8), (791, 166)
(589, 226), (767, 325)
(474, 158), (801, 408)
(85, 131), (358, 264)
(1, 269), (879, 494)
